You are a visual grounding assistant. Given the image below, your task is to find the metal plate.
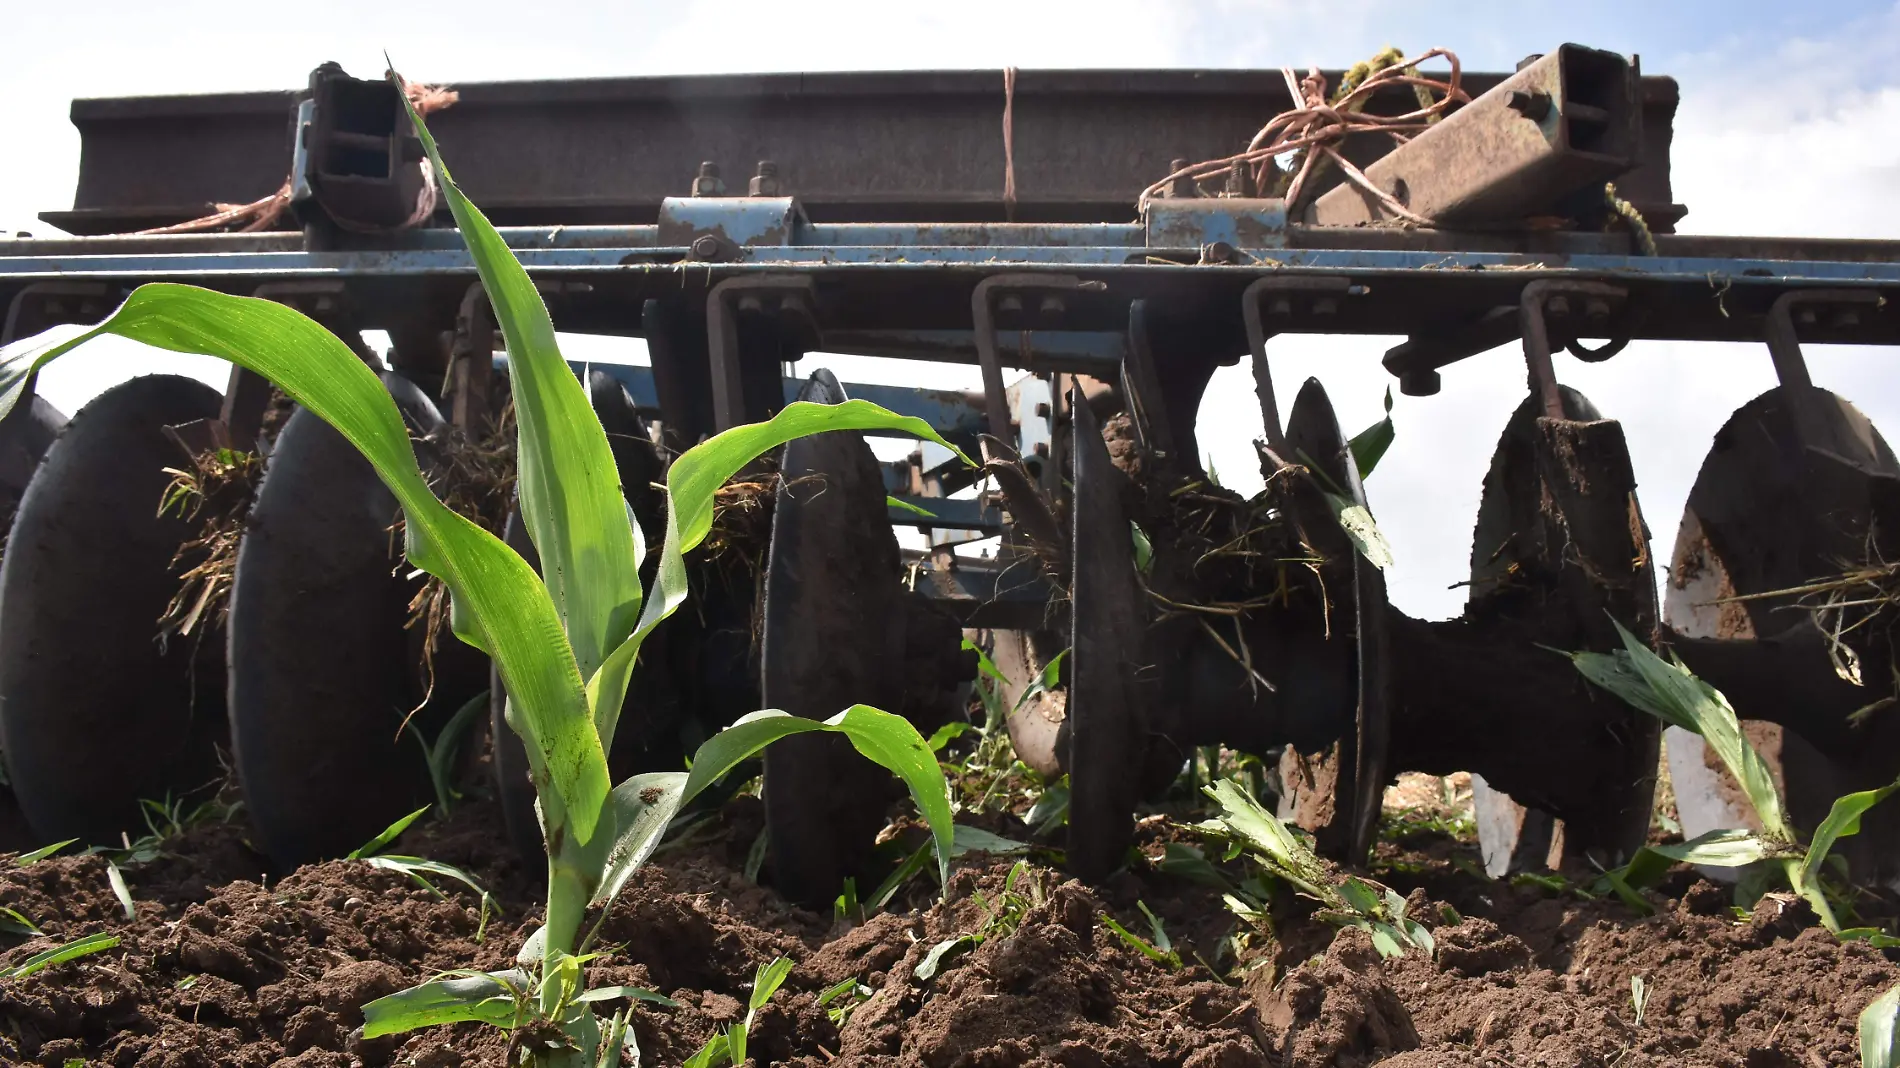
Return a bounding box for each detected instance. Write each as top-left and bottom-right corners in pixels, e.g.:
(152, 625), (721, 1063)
(760, 369), (908, 905)
(1665, 385), (1900, 887)
(1452, 387), (1660, 872)
(0, 376), (226, 844)
(1065, 385), (1151, 880)
(229, 376), (487, 865)
(1274, 378), (1390, 864)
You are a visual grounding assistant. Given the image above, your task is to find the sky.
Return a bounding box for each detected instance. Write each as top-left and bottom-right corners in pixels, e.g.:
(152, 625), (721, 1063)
(2, 0), (1898, 621)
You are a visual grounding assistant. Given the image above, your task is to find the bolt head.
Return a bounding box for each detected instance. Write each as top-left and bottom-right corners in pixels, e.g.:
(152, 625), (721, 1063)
(1311, 298), (1339, 316)
(1584, 298), (1612, 319)
(1037, 295), (1066, 317)
(1399, 368), (1442, 396)
(690, 234), (722, 260)
(1547, 295), (1572, 317)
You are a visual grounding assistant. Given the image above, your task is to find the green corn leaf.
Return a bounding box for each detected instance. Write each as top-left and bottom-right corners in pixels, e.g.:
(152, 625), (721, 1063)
(914, 935), (976, 981)
(749, 957), (795, 1013)
(1099, 913), (1178, 966)
(963, 638), (1009, 687)
(953, 825), (1031, 858)
(1570, 622), (1793, 844)
(1157, 843), (1234, 891)
(106, 861), (135, 921)
(1015, 648), (1070, 716)
(887, 495), (938, 518)
(1366, 921), (1405, 959)
(733, 955), (793, 1060)
(0, 907), (40, 936)
(817, 978), (860, 1007)
(1862, 981), (1900, 1068)
(361, 855), (491, 903)
(3, 932), (119, 979)
(400, 80), (644, 699)
(1618, 828), (1771, 890)
(1325, 493), (1394, 570)
(1203, 779), (1330, 900)
(590, 707), (953, 911)
(1338, 877), (1383, 918)
(1348, 387), (1395, 478)
(349, 805), (432, 860)
(682, 1033), (730, 1068)
(426, 689), (491, 812)
(13, 839), (77, 866)
(1801, 778), (1900, 892)
(1130, 521), (1154, 575)
(360, 969), (530, 1038)
(0, 288), (613, 846)
(575, 985), (678, 1007)
(927, 721), (970, 752)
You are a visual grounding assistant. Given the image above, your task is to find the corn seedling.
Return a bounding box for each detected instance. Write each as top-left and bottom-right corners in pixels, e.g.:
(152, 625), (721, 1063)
(867, 823), (1030, 911)
(0, 72), (968, 1067)
(11, 838), (76, 866)
(1629, 975), (1649, 1028)
(106, 860), (135, 921)
(348, 807), (496, 941)
(1864, 981), (1900, 1068)
(817, 978), (874, 1028)
(406, 688), (491, 815)
(1100, 900), (1183, 969)
(1568, 621), (1900, 936)
(915, 860), (1045, 982)
(0, 906), (40, 937)
(679, 960), (793, 1068)
(1, 932), (119, 980)
(1200, 779), (1432, 959)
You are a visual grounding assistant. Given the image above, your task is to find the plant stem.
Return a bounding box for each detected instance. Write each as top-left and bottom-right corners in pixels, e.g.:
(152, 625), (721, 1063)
(546, 845), (592, 960)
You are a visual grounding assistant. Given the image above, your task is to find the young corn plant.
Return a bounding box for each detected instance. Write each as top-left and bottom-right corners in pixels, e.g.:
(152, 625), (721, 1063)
(1199, 779), (1433, 960)
(1567, 621), (1900, 938)
(0, 71), (962, 1067)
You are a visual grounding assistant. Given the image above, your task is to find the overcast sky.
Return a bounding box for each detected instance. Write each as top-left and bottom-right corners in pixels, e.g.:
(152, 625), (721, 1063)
(3, 0), (1897, 620)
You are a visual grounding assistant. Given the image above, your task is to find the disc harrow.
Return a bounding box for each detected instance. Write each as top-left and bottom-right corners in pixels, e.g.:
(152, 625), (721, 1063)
(2, 45), (1899, 904)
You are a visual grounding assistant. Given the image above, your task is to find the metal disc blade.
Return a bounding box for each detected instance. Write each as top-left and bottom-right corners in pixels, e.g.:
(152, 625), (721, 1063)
(229, 378), (486, 866)
(760, 368), (907, 906)
(1065, 383), (1150, 880)
(1665, 385), (1900, 886)
(1275, 377), (1389, 864)
(1445, 387), (1659, 872)
(0, 376), (226, 844)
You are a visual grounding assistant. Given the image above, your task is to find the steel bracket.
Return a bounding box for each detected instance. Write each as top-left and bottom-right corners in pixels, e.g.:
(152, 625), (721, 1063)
(707, 274), (817, 431)
(1240, 275), (1361, 451)
(1310, 44), (1641, 228)
(1, 281), (114, 347)
(1143, 198), (1288, 252)
(1519, 279), (1629, 419)
(659, 196), (806, 261)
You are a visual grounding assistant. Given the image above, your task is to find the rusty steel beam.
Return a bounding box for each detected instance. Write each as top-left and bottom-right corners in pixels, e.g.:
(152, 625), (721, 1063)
(45, 66), (1681, 236)
(1309, 46), (1643, 229)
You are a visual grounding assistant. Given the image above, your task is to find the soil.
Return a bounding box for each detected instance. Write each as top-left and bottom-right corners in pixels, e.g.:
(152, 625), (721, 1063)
(2, 774), (1893, 1068)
